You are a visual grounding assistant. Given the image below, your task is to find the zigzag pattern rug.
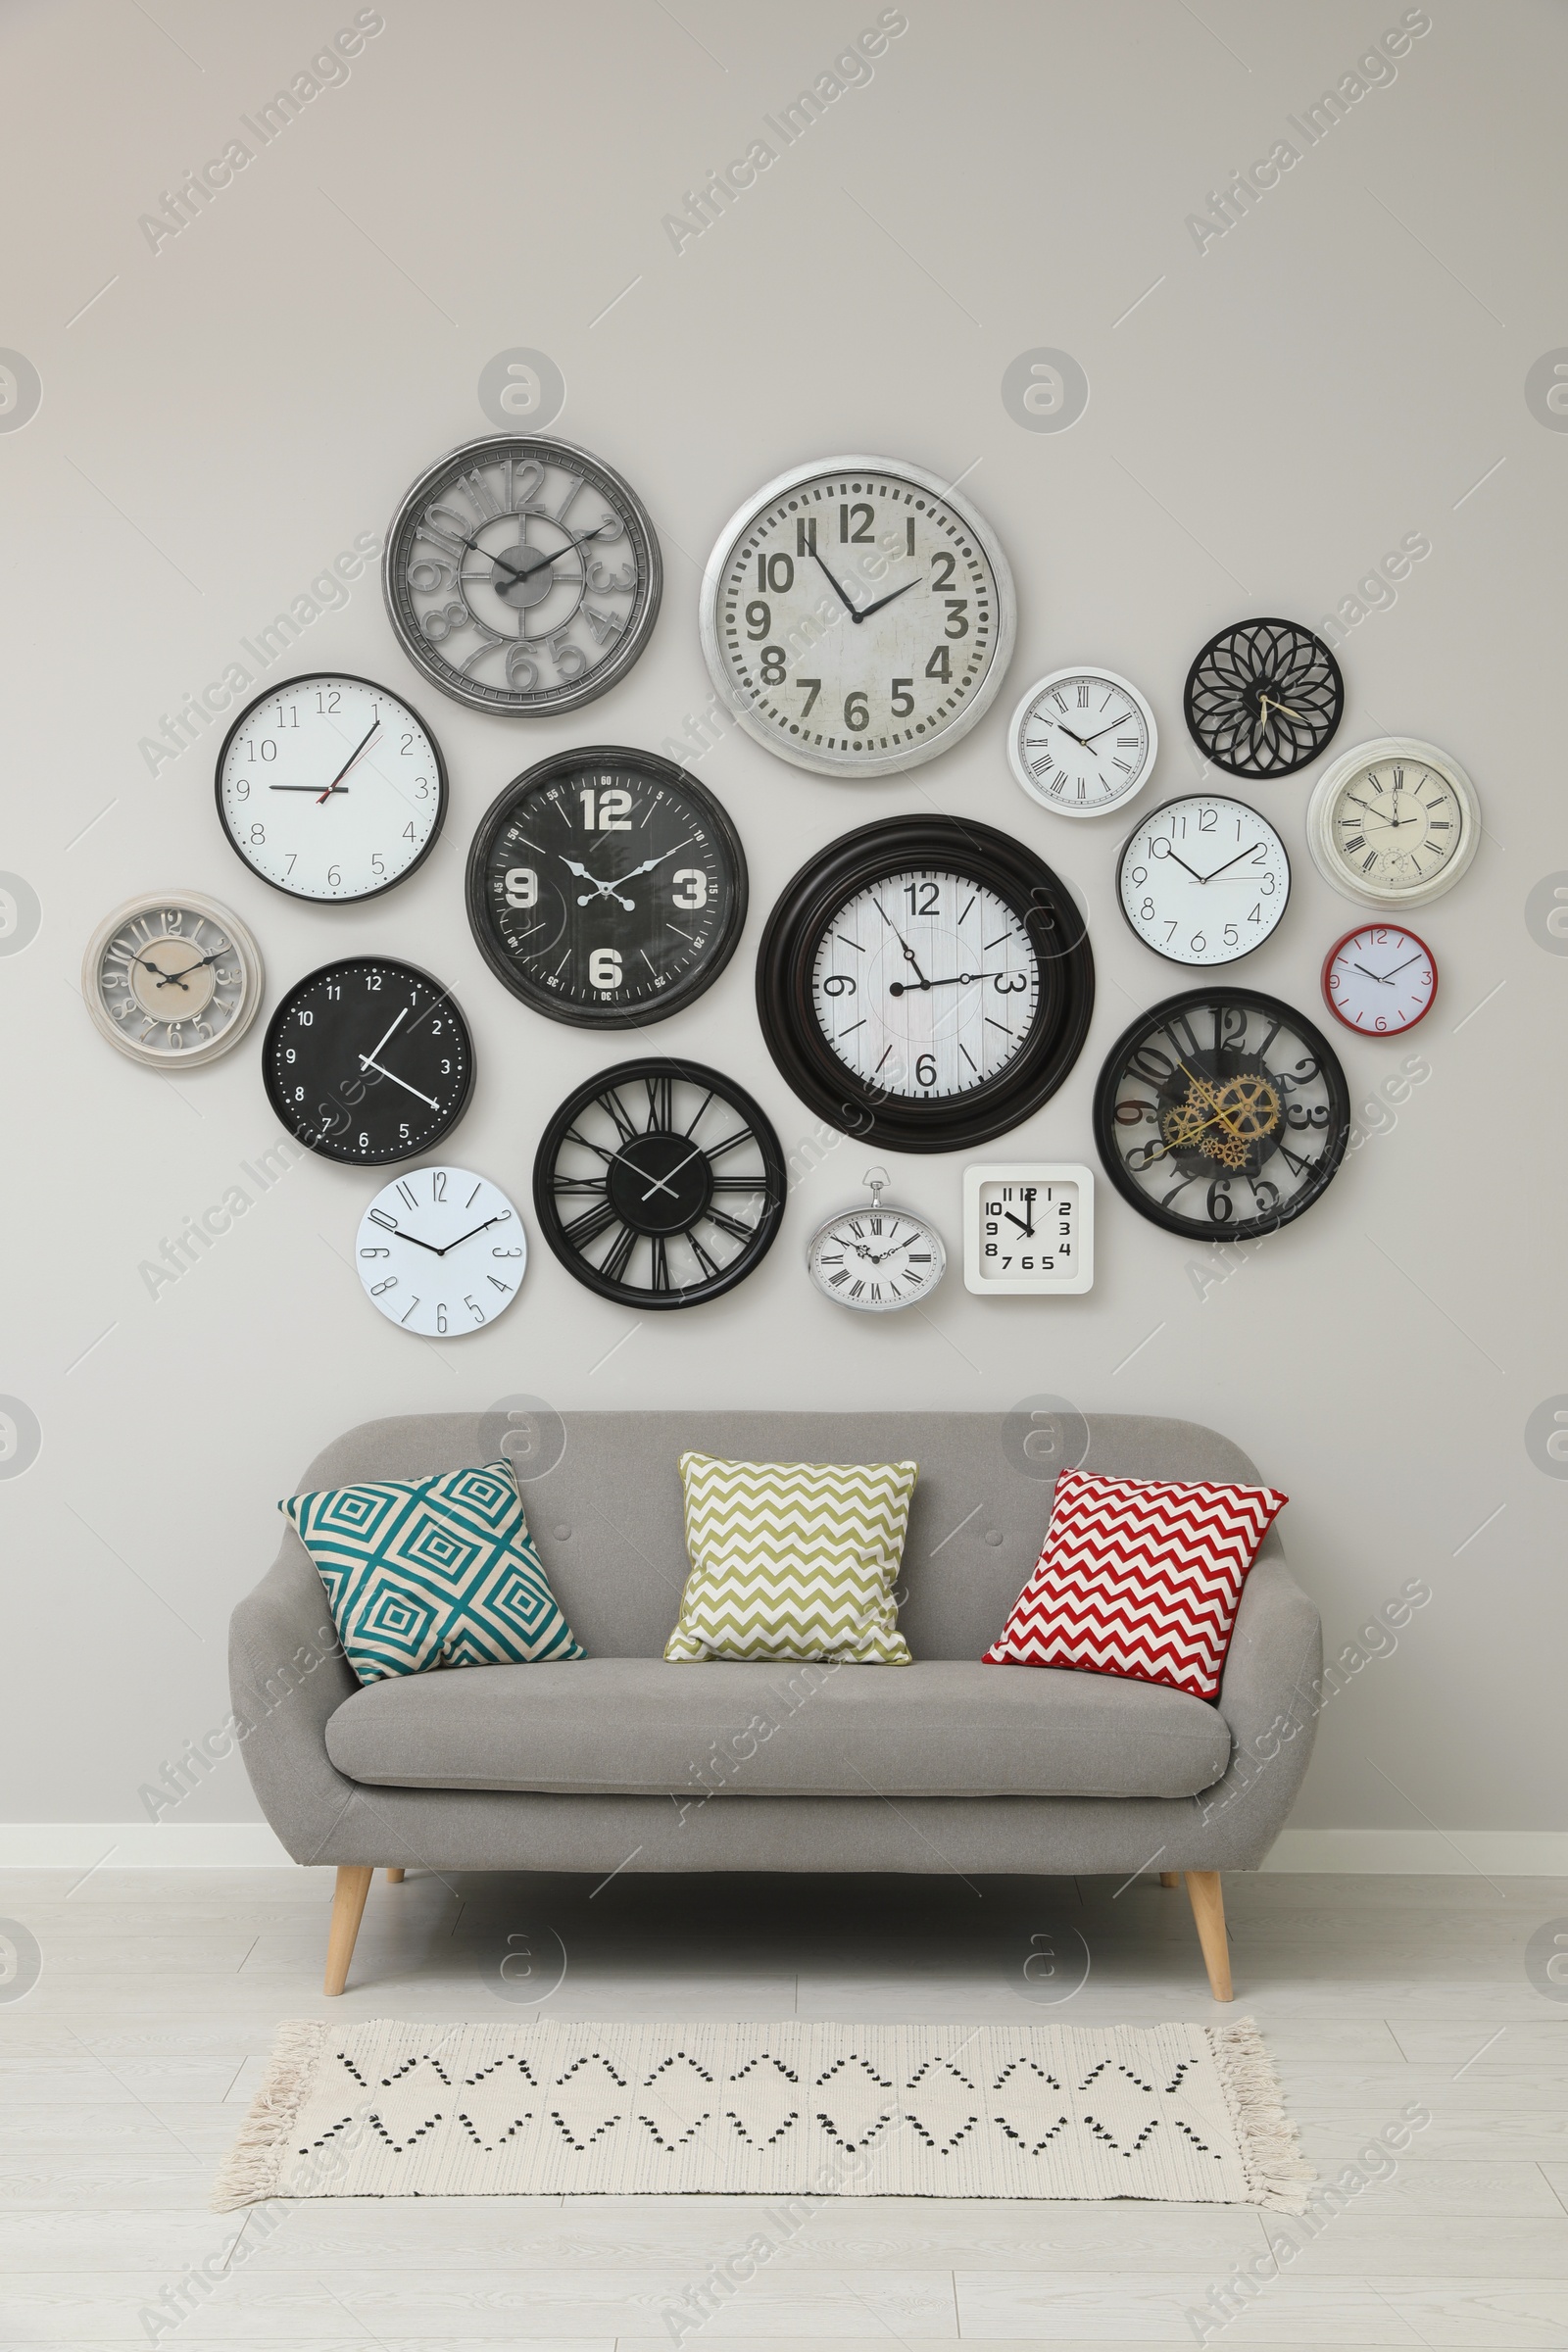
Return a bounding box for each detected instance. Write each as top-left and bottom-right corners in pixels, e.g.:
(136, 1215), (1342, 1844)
(216, 2018), (1312, 2210)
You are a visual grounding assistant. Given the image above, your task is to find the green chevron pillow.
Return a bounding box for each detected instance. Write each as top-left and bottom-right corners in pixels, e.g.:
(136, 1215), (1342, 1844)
(665, 1453), (916, 1665)
(281, 1460), (582, 1684)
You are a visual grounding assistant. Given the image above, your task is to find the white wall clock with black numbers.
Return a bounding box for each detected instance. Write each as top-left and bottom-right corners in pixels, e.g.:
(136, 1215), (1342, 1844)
(1006, 666), (1157, 818)
(383, 435), (661, 714)
(533, 1059), (785, 1309)
(215, 673), (446, 902)
(1305, 737), (1480, 909)
(465, 748), (747, 1026)
(699, 455), (1015, 777)
(805, 1167), (946, 1314)
(1184, 616), (1344, 779)
(356, 1166), (524, 1337)
(263, 958), (473, 1165)
(1321, 923), (1438, 1035)
(758, 817), (1094, 1152)
(1093, 989), (1349, 1242)
(1117, 794), (1290, 966)
(962, 1163), (1094, 1296)
(82, 892), (264, 1069)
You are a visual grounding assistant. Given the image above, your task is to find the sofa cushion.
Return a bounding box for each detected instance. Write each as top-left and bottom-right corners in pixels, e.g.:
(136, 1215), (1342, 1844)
(323, 1655), (1232, 1800)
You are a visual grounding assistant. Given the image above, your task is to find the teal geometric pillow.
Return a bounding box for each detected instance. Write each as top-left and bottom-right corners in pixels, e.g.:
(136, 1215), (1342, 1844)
(280, 1460), (582, 1684)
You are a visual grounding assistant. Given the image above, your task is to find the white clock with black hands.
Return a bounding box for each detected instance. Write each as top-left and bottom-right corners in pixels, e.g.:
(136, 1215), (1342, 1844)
(356, 1166), (525, 1336)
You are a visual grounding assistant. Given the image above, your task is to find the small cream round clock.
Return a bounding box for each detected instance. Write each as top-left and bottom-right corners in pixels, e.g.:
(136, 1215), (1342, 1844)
(357, 1166), (525, 1336)
(82, 892), (264, 1067)
(1007, 666), (1156, 817)
(1306, 737), (1479, 908)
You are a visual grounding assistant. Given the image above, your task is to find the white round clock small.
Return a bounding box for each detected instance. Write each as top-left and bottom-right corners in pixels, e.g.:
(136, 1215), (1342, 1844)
(1321, 924), (1437, 1036)
(1117, 795), (1290, 965)
(82, 892), (264, 1067)
(356, 1166), (525, 1336)
(1306, 736), (1479, 908)
(806, 1168), (946, 1313)
(1007, 666), (1156, 817)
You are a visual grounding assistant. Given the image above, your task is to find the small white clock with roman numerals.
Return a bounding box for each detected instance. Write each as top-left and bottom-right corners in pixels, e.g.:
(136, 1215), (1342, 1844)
(963, 1163), (1095, 1295)
(1007, 666), (1157, 817)
(356, 1166), (526, 1337)
(805, 1168), (946, 1314)
(1306, 736), (1480, 908)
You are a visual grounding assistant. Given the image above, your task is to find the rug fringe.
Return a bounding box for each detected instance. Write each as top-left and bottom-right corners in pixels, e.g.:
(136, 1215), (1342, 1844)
(1205, 2015), (1316, 2212)
(211, 2017), (324, 2211)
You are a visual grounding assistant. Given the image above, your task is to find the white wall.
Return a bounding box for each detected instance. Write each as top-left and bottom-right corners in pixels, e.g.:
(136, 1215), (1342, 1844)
(2, 0), (1562, 1848)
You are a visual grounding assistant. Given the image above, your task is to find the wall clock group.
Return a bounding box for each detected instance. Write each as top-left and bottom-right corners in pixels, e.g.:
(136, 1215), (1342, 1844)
(81, 429), (1476, 1329)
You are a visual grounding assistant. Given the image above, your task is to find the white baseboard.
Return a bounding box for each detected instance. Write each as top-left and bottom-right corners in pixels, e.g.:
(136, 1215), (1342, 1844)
(1, 1822), (1566, 1875)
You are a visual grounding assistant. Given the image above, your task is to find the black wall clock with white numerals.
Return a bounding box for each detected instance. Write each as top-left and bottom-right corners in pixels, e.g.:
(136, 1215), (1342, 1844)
(533, 1059), (785, 1308)
(756, 817), (1095, 1152)
(1093, 988), (1349, 1242)
(1183, 617), (1344, 779)
(383, 435), (662, 714)
(263, 958), (474, 1165)
(465, 748), (747, 1027)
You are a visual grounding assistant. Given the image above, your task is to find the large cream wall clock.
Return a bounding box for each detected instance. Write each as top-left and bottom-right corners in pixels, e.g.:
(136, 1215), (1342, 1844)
(699, 455), (1015, 776)
(1305, 737), (1479, 908)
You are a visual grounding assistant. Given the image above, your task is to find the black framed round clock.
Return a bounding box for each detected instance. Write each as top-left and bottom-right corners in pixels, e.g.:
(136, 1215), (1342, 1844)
(263, 958), (474, 1165)
(1093, 988), (1349, 1241)
(756, 817), (1094, 1152)
(533, 1058), (785, 1308)
(466, 748), (747, 1027)
(1183, 617), (1344, 779)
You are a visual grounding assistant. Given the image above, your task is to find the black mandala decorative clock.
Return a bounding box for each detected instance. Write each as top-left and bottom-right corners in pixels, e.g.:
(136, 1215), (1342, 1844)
(756, 817), (1094, 1152)
(1093, 989), (1349, 1241)
(263, 958), (474, 1165)
(533, 1059), (785, 1307)
(465, 748), (747, 1027)
(1183, 617), (1344, 779)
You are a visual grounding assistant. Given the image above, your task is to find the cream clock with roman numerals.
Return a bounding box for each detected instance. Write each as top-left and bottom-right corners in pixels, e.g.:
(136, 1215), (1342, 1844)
(82, 893), (264, 1068)
(1306, 736), (1480, 908)
(1007, 666), (1157, 817)
(962, 1163), (1094, 1295)
(356, 1166), (525, 1337)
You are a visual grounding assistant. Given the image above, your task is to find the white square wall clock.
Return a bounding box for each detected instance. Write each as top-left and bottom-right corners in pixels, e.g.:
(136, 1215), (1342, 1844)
(963, 1164), (1094, 1296)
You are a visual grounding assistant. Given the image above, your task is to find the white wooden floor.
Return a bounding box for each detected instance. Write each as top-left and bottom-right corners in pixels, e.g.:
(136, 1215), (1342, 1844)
(1, 1864), (1565, 2346)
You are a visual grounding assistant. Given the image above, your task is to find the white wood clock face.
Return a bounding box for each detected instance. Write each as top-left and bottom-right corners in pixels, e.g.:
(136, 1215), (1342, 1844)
(699, 455), (1015, 777)
(1118, 795), (1290, 965)
(82, 893), (264, 1068)
(356, 1166), (525, 1337)
(1306, 737), (1479, 908)
(216, 673), (446, 903)
(1007, 666), (1156, 817)
(1322, 924), (1437, 1035)
(962, 1164), (1094, 1295)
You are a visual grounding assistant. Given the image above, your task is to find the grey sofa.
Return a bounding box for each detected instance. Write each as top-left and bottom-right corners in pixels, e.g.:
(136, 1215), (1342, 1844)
(229, 1410), (1322, 2002)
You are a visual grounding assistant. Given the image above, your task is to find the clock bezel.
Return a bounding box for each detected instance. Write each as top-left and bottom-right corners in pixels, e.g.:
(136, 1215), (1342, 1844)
(464, 746), (749, 1030)
(1115, 792), (1292, 968)
(1320, 922), (1439, 1036)
(756, 816), (1095, 1153)
(961, 1161), (1095, 1296)
(698, 453), (1016, 778)
(82, 890), (265, 1070)
(1006, 665), (1158, 819)
(1183, 615), (1345, 780)
(1305, 736), (1480, 909)
(262, 956), (476, 1167)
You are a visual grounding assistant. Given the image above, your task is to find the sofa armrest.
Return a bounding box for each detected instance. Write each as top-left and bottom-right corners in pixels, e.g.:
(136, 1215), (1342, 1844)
(1198, 1551), (1323, 1864)
(228, 1534), (359, 1863)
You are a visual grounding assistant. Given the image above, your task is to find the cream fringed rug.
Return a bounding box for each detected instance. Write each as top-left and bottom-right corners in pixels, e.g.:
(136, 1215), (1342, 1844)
(216, 2018), (1311, 2211)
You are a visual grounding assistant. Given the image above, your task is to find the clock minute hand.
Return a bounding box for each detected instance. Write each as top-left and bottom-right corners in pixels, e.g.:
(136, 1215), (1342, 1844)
(435, 1214), (505, 1256)
(316, 718), (380, 804)
(358, 1054), (441, 1112)
(810, 549), (862, 622)
(613, 839), (696, 885)
(1197, 845), (1256, 883)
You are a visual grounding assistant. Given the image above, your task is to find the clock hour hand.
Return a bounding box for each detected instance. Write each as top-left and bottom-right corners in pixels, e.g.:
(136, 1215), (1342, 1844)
(153, 948), (228, 987)
(855, 575), (920, 621)
(559, 855), (634, 912)
(810, 549), (862, 622)
(1051, 721), (1096, 749)
(1352, 961), (1395, 987)
(1151, 841), (1206, 884)
(1004, 1209), (1032, 1236)
(477, 521), (616, 589)
(378, 1221), (445, 1257)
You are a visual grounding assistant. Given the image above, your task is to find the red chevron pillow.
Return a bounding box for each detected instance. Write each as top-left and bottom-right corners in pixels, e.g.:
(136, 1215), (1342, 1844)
(983, 1466), (1287, 1701)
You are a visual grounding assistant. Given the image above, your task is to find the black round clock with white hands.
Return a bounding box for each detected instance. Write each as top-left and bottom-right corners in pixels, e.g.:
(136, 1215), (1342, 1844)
(466, 749), (747, 1027)
(1184, 617), (1344, 779)
(383, 435), (662, 714)
(1094, 989), (1349, 1241)
(757, 817), (1094, 1152)
(263, 958), (474, 1165)
(534, 1059), (785, 1308)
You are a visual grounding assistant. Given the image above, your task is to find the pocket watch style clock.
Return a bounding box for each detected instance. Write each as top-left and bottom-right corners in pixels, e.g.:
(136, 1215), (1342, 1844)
(384, 434), (662, 714)
(962, 1163), (1094, 1295)
(82, 893), (263, 1068)
(699, 454), (1015, 777)
(466, 748), (746, 1027)
(1117, 795), (1290, 966)
(805, 1167), (946, 1313)
(1305, 738), (1479, 908)
(1006, 666), (1156, 817)
(356, 1166), (524, 1336)
(1094, 989), (1349, 1241)
(758, 817), (1094, 1152)
(1321, 923), (1438, 1035)
(215, 674), (446, 903)
(264, 958), (474, 1165)
(1184, 617), (1344, 778)
(534, 1059), (784, 1308)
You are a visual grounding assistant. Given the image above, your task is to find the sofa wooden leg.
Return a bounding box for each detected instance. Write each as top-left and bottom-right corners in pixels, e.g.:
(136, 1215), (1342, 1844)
(1159, 1871), (1180, 1887)
(324, 1865), (373, 1997)
(1184, 1870), (1233, 2001)
(385, 1868), (405, 1884)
